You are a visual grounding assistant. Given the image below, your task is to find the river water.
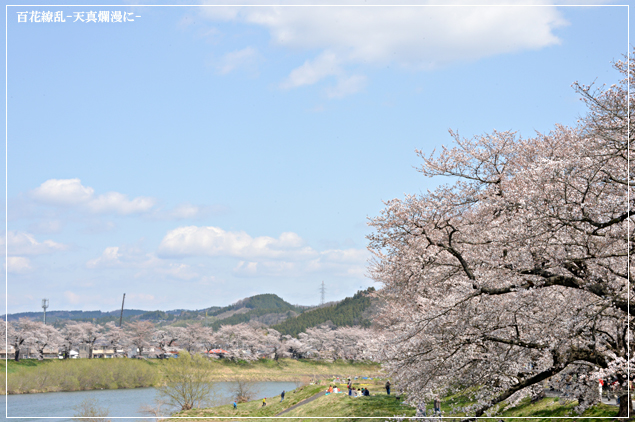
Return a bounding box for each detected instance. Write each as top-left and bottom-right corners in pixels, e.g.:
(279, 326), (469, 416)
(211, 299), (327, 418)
(7, 381), (299, 421)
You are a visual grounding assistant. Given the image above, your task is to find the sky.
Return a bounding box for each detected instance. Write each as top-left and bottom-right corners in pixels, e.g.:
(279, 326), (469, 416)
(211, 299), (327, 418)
(2, 1), (630, 314)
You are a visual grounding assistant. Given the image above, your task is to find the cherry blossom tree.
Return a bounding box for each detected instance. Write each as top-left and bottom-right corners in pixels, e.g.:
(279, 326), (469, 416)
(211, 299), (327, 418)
(7, 319), (33, 361)
(59, 323), (81, 359)
(154, 325), (182, 358)
(125, 321), (155, 357)
(368, 54), (633, 417)
(104, 321), (128, 357)
(179, 323), (205, 353)
(282, 335), (309, 359)
(198, 325), (217, 355)
(23, 320), (61, 360)
(0, 320), (6, 346)
(300, 326), (336, 360)
(262, 328), (287, 360)
(73, 322), (103, 359)
(215, 323), (264, 361)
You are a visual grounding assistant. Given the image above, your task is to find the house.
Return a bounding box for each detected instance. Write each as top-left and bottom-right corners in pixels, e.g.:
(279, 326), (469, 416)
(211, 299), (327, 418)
(207, 348), (229, 358)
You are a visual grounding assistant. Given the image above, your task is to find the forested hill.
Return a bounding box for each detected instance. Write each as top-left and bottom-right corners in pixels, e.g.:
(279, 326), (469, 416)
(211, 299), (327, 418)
(207, 293), (302, 317)
(272, 287), (377, 337)
(209, 293), (308, 330)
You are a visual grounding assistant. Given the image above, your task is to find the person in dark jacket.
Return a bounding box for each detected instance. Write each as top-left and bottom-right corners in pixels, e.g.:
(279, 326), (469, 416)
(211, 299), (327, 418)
(385, 380), (391, 395)
(434, 396), (441, 415)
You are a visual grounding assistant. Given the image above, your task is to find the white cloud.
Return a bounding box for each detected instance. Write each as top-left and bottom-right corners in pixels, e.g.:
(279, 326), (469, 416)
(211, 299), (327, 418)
(326, 74), (367, 98)
(86, 246), (123, 269)
(5, 256), (32, 273)
(280, 51), (341, 89)
(233, 260), (298, 277)
(31, 178), (94, 205)
(158, 263), (202, 280)
(319, 248), (369, 264)
(153, 203), (223, 220)
(30, 178), (156, 215)
(200, 2), (567, 96)
(3, 231), (68, 256)
(168, 204), (203, 219)
(86, 245), (203, 282)
(157, 226), (316, 259)
(86, 192), (155, 214)
(216, 47), (261, 74)
(232, 247), (369, 278)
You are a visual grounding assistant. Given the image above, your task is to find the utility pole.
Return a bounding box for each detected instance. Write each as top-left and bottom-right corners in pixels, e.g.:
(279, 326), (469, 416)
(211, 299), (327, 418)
(41, 299), (49, 324)
(119, 293), (126, 328)
(320, 281), (326, 306)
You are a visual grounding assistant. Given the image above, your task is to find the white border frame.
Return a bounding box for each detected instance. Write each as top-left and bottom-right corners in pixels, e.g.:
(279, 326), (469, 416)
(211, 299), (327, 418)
(4, 3), (631, 420)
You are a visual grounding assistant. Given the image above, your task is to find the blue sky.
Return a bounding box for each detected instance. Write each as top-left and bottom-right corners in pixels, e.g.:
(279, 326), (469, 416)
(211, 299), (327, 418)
(3, 1), (630, 313)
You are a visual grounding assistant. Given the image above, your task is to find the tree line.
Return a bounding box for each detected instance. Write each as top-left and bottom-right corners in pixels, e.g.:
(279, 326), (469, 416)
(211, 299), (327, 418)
(3, 318), (384, 363)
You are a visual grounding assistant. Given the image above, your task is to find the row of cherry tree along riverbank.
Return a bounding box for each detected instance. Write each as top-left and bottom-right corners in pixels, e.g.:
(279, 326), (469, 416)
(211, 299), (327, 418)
(366, 53), (634, 419)
(3, 318), (385, 363)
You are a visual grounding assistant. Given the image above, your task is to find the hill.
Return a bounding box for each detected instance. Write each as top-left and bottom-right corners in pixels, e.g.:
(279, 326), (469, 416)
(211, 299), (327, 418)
(272, 287), (377, 337)
(208, 293), (308, 330)
(3, 290), (381, 335)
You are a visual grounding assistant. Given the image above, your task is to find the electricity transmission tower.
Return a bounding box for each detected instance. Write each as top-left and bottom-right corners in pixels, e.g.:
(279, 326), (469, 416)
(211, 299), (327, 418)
(320, 281), (326, 305)
(42, 299), (49, 324)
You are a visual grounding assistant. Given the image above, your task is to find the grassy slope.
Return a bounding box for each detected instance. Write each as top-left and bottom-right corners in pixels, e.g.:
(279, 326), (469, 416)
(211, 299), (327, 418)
(500, 396), (617, 421)
(175, 383), (327, 420)
(175, 381), (411, 421)
(175, 382), (620, 421)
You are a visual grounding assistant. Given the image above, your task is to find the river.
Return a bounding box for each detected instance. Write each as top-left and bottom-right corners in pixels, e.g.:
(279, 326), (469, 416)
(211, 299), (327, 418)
(7, 381), (299, 421)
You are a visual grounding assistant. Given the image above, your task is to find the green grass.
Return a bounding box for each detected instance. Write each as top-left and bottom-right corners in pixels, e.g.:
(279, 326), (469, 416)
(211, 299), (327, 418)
(0, 358), (381, 394)
(1, 358), (159, 394)
(175, 383), (327, 420)
(280, 385), (415, 421)
(174, 382), (621, 422)
(500, 396), (618, 421)
(174, 381), (412, 421)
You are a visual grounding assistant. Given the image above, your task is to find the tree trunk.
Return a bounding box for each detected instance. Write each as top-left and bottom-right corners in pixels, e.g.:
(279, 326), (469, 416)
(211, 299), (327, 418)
(617, 393), (632, 419)
(13, 348), (20, 362)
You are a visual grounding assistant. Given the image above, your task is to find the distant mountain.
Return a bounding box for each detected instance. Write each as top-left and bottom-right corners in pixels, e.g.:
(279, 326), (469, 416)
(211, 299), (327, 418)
(4, 309), (148, 323)
(272, 287), (378, 337)
(3, 290), (380, 336)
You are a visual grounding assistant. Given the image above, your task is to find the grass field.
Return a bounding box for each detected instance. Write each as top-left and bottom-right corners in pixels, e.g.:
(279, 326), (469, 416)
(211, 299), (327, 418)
(174, 381), (620, 421)
(0, 358), (381, 394)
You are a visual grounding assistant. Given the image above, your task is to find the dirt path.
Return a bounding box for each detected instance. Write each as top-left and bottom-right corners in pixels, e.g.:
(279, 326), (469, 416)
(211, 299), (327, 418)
(275, 391), (326, 416)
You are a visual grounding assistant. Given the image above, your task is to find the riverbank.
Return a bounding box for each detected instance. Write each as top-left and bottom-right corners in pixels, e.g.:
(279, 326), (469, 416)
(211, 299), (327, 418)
(174, 381), (619, 421)
(1, 358), (381, 394)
